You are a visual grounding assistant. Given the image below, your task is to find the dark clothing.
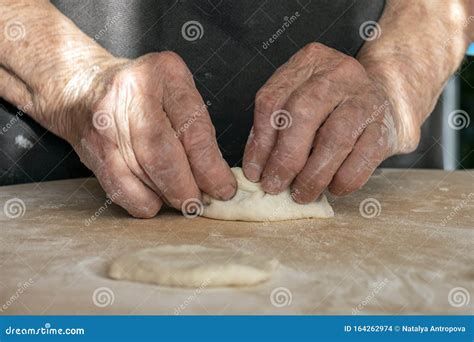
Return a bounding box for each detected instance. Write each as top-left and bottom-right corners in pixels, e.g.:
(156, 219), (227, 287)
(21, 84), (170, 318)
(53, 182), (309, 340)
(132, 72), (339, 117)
(1, 0), (386, 185)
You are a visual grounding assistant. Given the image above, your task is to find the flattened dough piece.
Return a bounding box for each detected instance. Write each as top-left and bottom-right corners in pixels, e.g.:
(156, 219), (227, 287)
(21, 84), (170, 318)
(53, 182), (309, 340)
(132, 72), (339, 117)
(109, 245), (278, 287)
(202, 167), (334, 221)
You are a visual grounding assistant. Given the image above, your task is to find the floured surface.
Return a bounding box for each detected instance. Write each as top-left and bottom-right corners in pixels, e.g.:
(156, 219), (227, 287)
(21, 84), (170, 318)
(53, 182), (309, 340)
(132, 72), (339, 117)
(109, 245), (278, 287)
(202, 167), (334, 221)
(0, 169), (473, 315)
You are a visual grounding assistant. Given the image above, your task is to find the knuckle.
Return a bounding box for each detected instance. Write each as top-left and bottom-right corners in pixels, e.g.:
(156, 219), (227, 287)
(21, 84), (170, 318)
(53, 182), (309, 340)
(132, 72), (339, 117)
(331, 171), (354, 193)
(367, 125), (390, 154)
(168, 91), (187, 107)
(130, 204), (160, 219)
(140, 153), (163, 174)
(323, 118), (356, 148)
(133, 134), (183, 178)
(317, 133), (341, 153)
(297, 174), (327, 197)
(255, 89), (279, 115)
(135, 145), (162, 170)
(303, 42), (325, 54)
(351, 175), (369, 192)
(398, 125), (421, 153)
(254, 131), (275, 150)
(155, 51), (189, 76)
(308, 176), (329, 192)
(121, 199), (160, 218)
(96, 172), (161, 218)
(77, 134), (105, 169)
(245, 129), (275, 162)
(271, 151), (303, 173)
(335, 135), (353, 150)
(335, 118), (356, 138)
(405, 131), (421, 152)
(157, 51), (185, 66)
(286, 91), (309, 109)
(185, 125), (215, 156)
(339, 55), (366, 75)
(285, 93), (313, 119)
(168, 89), (198, 108)
(292, 186), (312, 202)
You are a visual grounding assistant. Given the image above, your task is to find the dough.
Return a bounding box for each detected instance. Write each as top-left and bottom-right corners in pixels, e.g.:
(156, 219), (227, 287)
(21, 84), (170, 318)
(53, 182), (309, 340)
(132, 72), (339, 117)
(109, 245), (278, 287)
(202, 167), (334, 221)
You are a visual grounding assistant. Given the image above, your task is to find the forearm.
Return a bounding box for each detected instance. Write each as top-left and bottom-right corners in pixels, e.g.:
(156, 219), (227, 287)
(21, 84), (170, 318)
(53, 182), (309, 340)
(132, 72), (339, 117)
(0, 0), (121, 139)
(357, 0), (473, 153)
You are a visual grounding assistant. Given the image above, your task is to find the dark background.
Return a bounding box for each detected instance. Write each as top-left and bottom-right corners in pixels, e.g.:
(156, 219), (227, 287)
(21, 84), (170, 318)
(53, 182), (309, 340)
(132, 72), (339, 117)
(459, 52), (474, 169)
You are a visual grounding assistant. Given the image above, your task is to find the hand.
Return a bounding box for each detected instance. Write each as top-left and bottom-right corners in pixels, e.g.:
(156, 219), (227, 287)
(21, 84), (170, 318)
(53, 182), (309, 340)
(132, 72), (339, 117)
(243, 42), (419, 203)
(56, 52), (236, 217)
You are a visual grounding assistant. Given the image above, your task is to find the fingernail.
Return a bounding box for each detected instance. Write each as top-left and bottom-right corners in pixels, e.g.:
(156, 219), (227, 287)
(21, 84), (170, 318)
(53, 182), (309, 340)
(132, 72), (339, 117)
(291, 189), (320, 204)
(217, 184), (236, 200)
(262, 176), (281, 194)
(244, 163), (262, 182)
(290, 189), (304, 204)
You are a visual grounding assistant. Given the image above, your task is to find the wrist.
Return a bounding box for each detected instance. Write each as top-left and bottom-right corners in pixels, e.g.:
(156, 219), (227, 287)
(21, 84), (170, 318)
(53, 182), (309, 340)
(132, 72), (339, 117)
(363, 62), (422, 155)
(32, 54), (128, 144)
(0, 0), (128, 143)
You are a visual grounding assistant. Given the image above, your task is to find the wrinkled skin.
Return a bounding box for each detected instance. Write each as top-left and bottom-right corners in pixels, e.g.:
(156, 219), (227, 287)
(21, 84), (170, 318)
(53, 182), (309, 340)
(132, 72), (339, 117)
(243, 43), (414, 203)
(1, 0), (472, 219)
(70, 52), (236, 218)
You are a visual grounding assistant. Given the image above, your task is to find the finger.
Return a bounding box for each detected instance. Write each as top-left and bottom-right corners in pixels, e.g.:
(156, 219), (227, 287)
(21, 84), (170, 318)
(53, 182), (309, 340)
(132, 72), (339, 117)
(163, 73), (236, 200)
(242, 97), (280, 183)
(93, 149), (163, 218)
(130, 104), (201, 210)
(105, 110), (164, 197)
(243, 46), (318, 182)
(291, 99), (366, 203)
(329, 122), (390, 196)
(0, 68), (32, 111)
(260, 75), (343, 194)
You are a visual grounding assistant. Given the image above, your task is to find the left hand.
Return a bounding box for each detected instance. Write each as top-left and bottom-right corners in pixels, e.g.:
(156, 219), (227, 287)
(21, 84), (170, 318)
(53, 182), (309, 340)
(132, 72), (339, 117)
(243, 42), (417, 203)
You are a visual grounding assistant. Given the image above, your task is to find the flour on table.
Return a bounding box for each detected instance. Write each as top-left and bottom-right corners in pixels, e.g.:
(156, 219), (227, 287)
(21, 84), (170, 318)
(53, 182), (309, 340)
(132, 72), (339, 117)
(202, 167), (334, 221)
(109, 245), (278, 287)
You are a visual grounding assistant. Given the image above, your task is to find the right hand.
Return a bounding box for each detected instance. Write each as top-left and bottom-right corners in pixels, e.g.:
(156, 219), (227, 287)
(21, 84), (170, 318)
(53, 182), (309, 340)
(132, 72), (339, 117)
(53, 52), (236, 218)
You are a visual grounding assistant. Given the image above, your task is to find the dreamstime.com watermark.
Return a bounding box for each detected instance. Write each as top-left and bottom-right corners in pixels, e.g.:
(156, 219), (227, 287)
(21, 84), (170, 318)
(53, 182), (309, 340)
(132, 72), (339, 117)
(174, 275), (214, 315)
(359, 198), (382, 219)
(174, 101), (212, 138)
(93, 14), (123, 41)
(439, 192), (473, 227)
(262, 189), (301, 226)
(4, 323), (85, 336)
(84, 190), (123, 226)
(92, 110), (114, 130)
(181, 20), (204, 41)
(270, 287), (293, 307)
(447, 110), (470, 130)
(262, 11), (301, 49)
(352, 101), (390, 138)
(448, 287), (470, 307)
(0, 278), (34, 312)
(442, 16), (474, 51)
(0, 101), (33, 136)
(3, 197), (26, 219)
(181, 198), (204, 219)
(352, 278), (389, 314)
(270, 109), (292, 130)
(359, 21), (382, 41)
(4, 20), (26, 41)
(92, 287), (115, 308)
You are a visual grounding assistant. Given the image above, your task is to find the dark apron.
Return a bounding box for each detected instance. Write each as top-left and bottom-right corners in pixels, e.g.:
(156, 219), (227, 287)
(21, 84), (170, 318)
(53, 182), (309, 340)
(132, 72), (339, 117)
(0, 0), (386, 185)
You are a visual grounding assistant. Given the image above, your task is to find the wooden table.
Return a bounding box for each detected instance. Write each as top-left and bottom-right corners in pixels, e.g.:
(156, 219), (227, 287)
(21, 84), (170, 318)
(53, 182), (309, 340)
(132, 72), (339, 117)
(0, 169), (472, 315)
